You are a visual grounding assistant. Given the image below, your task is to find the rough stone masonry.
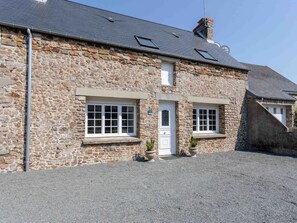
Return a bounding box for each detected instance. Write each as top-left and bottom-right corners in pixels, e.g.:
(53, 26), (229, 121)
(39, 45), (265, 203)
(0, 26), (248, 172)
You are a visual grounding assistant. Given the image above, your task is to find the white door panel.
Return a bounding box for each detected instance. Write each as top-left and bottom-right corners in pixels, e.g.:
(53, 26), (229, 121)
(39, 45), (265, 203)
(158, 102), (176, 155)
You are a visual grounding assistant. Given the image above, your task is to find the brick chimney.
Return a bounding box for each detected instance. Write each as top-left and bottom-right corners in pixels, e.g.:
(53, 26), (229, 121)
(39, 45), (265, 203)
(193, 18), (214, 43)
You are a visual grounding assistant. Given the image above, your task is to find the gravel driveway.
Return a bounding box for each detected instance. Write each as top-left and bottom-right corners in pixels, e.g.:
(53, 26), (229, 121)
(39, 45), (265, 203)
(0, 151), (296, 223)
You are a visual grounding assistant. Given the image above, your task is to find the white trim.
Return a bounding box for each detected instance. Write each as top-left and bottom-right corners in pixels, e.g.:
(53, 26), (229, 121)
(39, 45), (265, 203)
(193, 105), (219, 134)
(85, 100), (137, 138)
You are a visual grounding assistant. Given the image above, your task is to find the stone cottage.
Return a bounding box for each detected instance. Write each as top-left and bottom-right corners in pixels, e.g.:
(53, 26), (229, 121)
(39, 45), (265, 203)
(0, 0), (249, 172)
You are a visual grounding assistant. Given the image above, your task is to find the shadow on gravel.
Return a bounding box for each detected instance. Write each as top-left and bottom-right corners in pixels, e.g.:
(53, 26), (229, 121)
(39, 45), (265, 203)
(239, 150), (297, 159)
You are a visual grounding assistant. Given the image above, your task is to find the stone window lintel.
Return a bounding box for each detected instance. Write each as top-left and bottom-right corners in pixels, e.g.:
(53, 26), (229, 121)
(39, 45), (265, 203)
(82, 136), (142, 145)
(192, 133), (226, 139)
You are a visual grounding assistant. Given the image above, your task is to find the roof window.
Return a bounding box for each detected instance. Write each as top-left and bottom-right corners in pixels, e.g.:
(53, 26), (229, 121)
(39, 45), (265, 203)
(135, 36), (159, 49)
(195, 49), (217, 61)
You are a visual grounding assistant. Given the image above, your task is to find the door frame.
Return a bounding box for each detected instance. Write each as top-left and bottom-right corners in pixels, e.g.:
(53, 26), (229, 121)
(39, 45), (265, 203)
(158, 101), (176, 155)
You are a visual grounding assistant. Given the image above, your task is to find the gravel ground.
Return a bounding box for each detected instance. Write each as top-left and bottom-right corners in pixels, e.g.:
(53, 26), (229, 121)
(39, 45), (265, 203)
(0, 151), (297, 223)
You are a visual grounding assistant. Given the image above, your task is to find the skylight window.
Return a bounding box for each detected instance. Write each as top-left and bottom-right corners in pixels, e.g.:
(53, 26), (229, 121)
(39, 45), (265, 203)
(135, 36), (159, 49)
(195, 49), (217, 61)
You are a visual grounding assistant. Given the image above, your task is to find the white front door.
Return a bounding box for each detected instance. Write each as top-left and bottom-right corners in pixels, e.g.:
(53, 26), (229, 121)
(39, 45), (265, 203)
(158, 102), (176, 156)
(266, 105), (286, 125)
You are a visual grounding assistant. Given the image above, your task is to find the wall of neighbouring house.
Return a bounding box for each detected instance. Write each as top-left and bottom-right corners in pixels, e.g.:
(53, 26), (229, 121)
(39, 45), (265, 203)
(247, 97), (297, 155)
(0, 26), (248, 172)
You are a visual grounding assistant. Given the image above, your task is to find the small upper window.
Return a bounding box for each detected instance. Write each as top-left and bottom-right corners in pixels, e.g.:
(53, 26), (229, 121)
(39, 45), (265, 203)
(161, 62), (174, 86)
(135, 36), (159, 49)
(195, 49), (217, 61)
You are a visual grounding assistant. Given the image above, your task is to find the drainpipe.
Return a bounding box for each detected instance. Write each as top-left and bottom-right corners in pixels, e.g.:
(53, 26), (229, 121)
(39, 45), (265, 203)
(25, 28), (32, 172)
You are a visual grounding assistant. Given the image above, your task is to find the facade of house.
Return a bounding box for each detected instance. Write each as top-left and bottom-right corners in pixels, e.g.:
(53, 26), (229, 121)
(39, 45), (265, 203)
(245, 63), (297, 154)
(0, 0), (253, 172)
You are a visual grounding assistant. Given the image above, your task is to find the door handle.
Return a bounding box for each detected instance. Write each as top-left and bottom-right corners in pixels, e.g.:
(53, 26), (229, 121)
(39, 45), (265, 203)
(163, 132), (166, 135)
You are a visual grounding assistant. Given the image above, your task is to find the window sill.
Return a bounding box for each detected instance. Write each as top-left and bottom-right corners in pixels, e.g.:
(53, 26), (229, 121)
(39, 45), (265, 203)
(193, 133), (226, 139)
(82, 136), (142, 145)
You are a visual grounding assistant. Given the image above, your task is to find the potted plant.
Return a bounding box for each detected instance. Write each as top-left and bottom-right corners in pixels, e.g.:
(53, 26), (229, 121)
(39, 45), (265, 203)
(145, 139), (156, 162)
(189, 137), (198, 157)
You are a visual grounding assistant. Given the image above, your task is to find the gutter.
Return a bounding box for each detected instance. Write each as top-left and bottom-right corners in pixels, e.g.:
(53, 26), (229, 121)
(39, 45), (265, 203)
(25, 28), (32, 172)
(0, 21), (249, 72)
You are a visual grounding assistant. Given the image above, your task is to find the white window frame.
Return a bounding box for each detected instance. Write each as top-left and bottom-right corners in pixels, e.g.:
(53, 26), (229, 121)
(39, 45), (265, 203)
(85, 99), (137, 138)
(193, 105), (219, 134)
(161, 62), (174, 86)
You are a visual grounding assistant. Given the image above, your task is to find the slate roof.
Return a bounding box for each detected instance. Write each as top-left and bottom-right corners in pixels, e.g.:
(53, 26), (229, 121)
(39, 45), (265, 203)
(243, 63), (297, 101)
(0, 0), (247, 71)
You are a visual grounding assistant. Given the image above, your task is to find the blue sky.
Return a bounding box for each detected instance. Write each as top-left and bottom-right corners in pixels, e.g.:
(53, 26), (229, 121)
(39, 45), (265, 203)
(73, 0), (297, 83)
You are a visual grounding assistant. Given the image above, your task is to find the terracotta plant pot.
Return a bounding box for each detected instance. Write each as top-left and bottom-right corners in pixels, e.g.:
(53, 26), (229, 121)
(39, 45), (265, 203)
(189, 147), (198, 157)
(145, 150), (156, 162)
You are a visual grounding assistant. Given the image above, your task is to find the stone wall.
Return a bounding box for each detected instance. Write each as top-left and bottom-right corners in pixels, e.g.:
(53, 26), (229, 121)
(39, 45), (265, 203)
(0, 27), (27, 172)
(0, 26), (248, 172)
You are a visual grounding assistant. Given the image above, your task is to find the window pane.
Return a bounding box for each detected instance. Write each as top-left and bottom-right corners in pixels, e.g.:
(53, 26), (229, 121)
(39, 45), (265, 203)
(87, 105), (102, 135)
(199, 109), (208, 132)
(122, 106), (135, 134)
(105, 106), (111, 112)
(95, 127), (101, 134)
(88, 120), (94, 127)
(95, 113), (101, 119)
(88, 105), (94, 112)
(95, 105), (101, 112)
(104, 105), (119, 134)
(105, 113), (111, 119)
(162, 110), (169, 126)
(88, 113), (94, 119)
(95, 120), (101, 126)
(112, 113), (117, 119)
(112, 106), (118, 112)
(88, 127), (94, 134)
(105, 120), (111, 126)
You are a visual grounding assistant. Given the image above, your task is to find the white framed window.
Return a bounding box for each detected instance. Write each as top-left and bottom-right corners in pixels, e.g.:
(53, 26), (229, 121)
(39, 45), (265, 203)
(85, 99), (137, 137)
(161, 62), (174, 86)
(193, 106), (219, 133)
(265, 105), (286, 125)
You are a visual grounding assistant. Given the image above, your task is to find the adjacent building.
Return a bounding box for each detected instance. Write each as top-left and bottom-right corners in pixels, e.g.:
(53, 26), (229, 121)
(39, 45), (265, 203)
(245, 63), (297, 154)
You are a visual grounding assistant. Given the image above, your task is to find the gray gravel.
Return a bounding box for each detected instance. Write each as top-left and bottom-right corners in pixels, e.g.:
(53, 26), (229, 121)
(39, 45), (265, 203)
(0, 151), (297, 223)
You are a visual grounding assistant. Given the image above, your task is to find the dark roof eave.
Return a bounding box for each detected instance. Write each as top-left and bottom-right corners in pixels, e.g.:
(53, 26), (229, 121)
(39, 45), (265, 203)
(0, 21), (249, 72)
(247, 90), (296, 102)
